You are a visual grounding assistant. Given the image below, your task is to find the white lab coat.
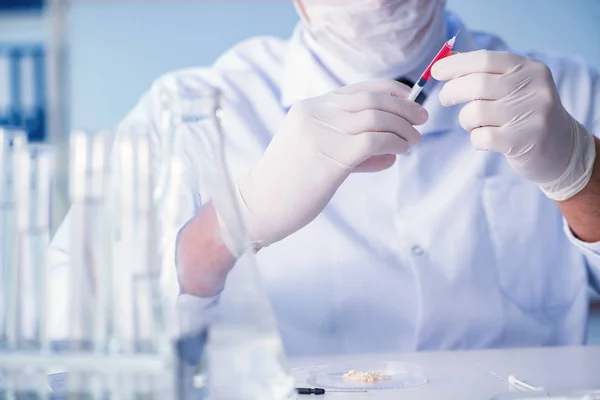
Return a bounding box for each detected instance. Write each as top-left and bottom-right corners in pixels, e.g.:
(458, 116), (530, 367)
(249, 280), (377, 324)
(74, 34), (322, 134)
(48, 11), (600, 357)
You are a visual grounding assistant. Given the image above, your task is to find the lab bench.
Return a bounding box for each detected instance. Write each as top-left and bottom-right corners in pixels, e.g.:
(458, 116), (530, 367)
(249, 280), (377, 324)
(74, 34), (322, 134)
(290, 346), (600, 399)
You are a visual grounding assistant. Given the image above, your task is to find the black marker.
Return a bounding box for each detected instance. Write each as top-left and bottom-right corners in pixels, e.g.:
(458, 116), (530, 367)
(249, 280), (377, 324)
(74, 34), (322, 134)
(296, 387), (325, 395)
(296, 387), (367, 395)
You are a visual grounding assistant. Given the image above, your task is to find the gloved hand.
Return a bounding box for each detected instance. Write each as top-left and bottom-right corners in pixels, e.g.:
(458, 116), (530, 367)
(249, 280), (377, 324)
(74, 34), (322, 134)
(431, 50), (596, 201)
(232, 79), (427, 250)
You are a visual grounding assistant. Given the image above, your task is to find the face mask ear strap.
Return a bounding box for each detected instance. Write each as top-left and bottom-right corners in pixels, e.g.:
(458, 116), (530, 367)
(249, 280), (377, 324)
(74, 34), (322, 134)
(293, 0), (310, 23)
(294, 0), (318, 40)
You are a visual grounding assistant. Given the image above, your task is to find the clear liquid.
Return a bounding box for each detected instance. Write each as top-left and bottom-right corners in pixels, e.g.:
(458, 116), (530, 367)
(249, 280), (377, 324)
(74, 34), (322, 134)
(205, 328), (296, 400)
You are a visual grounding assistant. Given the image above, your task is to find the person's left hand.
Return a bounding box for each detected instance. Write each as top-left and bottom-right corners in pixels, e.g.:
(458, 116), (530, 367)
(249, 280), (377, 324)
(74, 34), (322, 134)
(431, 50), (596, 201)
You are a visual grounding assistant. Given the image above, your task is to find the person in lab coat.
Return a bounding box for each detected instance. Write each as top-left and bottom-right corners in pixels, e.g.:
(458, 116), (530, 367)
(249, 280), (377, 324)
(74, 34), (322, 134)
(49, 0), (600, 356)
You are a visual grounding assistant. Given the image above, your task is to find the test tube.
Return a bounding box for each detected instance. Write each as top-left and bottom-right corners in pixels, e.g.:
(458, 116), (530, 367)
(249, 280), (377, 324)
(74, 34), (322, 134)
(69, 129), (113, 349)
(113, 129), (155, 351)
(113, 128), (159, 398)
(12, 143), (54, 351)
(130, 135), (158, 354)
(67, 130), (112, 396)
(0, 127), (27, 350)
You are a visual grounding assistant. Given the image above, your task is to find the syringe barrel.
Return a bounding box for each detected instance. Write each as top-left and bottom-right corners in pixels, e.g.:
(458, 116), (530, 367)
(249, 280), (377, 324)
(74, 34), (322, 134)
(421, 41), (454, 81)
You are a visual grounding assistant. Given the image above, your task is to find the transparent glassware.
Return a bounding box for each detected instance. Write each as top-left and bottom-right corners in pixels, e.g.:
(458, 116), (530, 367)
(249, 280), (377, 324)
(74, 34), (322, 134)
(158, 81), (295, 400)
(9, 142), (56, 397)
(66, 129), (131, 399)
(68, 129), (113, 354)
(12, 143), (55, 352)
(0, 127), (27, 351)
(114, 126), (161, 355)
(2, 2), (295, 399)
(1, 131), (57, 397)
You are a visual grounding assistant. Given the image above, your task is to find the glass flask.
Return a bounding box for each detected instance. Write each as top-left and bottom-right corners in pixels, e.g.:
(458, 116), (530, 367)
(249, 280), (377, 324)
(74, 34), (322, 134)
(156, 79), (296, 400)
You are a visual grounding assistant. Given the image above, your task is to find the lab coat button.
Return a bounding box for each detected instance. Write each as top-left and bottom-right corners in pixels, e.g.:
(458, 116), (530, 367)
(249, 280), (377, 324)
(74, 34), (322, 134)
(411, 245), (425, 256)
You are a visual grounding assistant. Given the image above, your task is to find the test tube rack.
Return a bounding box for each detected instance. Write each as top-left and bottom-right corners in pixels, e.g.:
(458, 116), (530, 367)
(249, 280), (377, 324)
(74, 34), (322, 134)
(0, 128), (192, 399)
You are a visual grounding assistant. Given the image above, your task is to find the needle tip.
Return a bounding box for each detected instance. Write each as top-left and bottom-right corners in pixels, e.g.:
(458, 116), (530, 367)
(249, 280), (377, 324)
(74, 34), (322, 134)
(448, 30), (460, 47)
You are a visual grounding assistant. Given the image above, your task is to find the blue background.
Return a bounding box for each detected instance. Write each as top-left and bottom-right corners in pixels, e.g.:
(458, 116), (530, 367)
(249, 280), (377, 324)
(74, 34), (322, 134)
(0, 0), (599, 129)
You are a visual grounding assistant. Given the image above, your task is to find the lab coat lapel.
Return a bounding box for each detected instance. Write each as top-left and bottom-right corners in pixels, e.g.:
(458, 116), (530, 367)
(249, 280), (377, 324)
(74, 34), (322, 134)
(417, 81), (462, 136)
(280, 26), (342, 109)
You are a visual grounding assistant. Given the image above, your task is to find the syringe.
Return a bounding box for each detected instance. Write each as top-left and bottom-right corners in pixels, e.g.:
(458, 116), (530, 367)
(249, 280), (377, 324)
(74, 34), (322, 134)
(407, 31), (459, 102)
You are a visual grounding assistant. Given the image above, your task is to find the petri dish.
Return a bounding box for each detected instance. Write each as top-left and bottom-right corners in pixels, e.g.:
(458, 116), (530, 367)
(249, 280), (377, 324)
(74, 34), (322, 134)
(306, 360), (427, 390)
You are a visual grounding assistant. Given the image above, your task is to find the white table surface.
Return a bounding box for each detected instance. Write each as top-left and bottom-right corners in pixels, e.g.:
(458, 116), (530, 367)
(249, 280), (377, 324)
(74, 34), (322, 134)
(289, 346), (600, 399)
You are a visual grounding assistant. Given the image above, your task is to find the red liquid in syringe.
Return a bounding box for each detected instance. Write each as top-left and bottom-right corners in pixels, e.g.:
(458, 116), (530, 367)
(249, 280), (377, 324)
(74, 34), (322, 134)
(407, 31), (459, 102)
(420, 33), (458, 82)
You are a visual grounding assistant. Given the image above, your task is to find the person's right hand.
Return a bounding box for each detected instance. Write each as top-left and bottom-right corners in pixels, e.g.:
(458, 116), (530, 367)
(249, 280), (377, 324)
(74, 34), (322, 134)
(233, 79), (428, 249)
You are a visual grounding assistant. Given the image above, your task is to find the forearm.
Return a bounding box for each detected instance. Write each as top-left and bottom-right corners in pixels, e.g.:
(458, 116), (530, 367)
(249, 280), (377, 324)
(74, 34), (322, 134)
(557, 137), (600, 243)
(176, 202), (237, 297)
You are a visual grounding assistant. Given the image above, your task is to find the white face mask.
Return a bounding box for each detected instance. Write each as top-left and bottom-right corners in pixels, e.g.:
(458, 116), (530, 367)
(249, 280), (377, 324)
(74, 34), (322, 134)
(296, 0), (446, 77)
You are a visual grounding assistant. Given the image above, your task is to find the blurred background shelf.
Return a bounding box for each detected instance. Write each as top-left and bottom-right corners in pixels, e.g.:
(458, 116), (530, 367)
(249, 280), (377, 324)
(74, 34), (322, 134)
(0, 42), (45, 141)
(0, 0), (43, 11)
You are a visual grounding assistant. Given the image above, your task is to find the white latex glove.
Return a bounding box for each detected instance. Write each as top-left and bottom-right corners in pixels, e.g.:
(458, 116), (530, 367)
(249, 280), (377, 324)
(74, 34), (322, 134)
(432, 50), (596, 201)
(232, 79), (427, 250)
